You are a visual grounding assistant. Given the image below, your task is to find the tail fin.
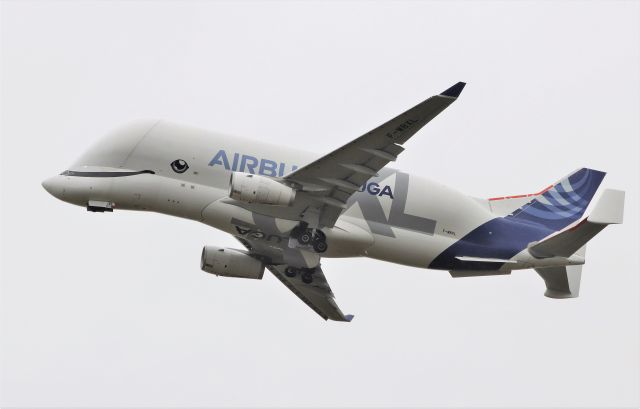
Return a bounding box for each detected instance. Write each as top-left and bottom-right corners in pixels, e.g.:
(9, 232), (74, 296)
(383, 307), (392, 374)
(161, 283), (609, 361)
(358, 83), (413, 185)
(507, 168), (606, 232)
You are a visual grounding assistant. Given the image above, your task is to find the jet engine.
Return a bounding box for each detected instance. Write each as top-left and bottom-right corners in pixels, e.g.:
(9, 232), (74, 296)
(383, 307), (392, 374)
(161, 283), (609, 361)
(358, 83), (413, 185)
(229, 172), (295, 206)
(200, 246), (265, 279)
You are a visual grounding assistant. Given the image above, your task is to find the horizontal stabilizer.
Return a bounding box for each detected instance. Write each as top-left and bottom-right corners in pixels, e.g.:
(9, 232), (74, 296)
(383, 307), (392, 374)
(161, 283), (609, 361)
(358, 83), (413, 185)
(528, 189), (625, 259)
(455, 256), (517, 264)
(536, 265), (582, 298)
(449, 270), (510, 278)
(448, 257), (516, 277)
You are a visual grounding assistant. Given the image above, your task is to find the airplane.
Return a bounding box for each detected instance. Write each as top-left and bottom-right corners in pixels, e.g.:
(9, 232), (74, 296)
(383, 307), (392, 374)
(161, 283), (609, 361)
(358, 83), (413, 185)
(42, 82), (625, 322)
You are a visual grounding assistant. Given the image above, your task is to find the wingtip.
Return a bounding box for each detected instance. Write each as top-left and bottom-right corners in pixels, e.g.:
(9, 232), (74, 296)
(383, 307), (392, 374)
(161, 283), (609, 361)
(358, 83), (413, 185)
(344, 314), (355, 322)
(440, 81), (466, 98)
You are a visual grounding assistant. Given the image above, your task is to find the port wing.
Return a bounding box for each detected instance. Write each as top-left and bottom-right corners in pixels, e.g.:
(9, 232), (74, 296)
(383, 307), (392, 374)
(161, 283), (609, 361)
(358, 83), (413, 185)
(233, 226), (352, 322)
(267, 264), (353, 322)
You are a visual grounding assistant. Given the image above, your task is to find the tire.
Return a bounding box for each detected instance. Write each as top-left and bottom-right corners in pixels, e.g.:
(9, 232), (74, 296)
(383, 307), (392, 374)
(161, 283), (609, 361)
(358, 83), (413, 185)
(313, 240), (328, 253)
(290, 226), (302, 239)
(301, 272), (313, 284)
(313, 230), (326, 242)
(284, 266), (297, 278)
(298, 231), (312, 245)
(290, 222), (308, 240)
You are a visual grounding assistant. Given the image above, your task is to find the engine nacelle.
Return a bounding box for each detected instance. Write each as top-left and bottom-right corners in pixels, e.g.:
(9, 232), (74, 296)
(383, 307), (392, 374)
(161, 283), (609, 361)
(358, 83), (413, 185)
(200, 246), (264, 279)
(229, 172), (295, 206)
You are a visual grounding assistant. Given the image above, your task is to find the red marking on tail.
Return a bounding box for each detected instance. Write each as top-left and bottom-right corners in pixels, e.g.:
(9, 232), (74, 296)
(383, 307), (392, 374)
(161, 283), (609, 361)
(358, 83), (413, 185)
(488, 185), (554, 201)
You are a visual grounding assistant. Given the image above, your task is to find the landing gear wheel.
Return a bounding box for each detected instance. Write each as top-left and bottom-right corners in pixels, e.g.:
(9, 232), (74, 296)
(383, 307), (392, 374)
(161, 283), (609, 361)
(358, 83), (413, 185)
(284, 266), (298, 278)
(313, 230), (326, 242)
(313, 240), (328, 253)
(290, 222), (309, 240)
(301, 272), (313, 284)
(298, 231), (312, 245)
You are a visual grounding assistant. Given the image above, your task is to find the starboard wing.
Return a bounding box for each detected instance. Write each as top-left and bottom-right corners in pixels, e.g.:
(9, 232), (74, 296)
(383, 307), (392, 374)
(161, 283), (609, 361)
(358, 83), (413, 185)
(282, 82), (466, 228)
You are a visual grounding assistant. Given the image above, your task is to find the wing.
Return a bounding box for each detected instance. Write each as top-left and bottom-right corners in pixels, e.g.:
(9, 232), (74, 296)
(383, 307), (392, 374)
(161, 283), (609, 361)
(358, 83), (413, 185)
(232, 225), (352, 322)
(267, 264), (353, 322)
(283, 82), (466, 228)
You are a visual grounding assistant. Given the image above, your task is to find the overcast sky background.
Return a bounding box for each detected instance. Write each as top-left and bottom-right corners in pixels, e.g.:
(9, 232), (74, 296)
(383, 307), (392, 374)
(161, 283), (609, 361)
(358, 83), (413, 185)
(1, 1), (639, 407)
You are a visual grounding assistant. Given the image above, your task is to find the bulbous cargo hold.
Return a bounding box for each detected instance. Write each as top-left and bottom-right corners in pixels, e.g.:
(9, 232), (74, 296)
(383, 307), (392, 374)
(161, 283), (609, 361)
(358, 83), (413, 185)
(200, 246), (264, 279)
(41, 81), (626, 322)
(229, 172), (296, 206)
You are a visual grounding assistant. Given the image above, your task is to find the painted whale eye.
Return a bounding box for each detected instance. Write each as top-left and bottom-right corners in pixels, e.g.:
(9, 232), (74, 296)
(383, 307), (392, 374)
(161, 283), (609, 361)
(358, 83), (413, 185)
(170, 159), (189, 173)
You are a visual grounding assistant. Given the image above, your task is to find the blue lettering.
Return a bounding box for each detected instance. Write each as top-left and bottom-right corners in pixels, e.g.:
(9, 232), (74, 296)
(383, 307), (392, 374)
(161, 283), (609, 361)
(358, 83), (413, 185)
(379, 185), (394, 199)
(209, 150), (230, 169)
(367, 182), (380, 195)
(358, 182), (395, 198)
(209, 150), (299, 176)
(259, 159), (278, 177)
(240, 155), (259, 173)
(231, 153), (240, 171)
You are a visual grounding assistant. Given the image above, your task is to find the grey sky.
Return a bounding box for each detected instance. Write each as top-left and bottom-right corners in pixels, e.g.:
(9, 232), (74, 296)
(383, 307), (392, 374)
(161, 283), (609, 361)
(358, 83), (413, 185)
(1, 1), (639, 407)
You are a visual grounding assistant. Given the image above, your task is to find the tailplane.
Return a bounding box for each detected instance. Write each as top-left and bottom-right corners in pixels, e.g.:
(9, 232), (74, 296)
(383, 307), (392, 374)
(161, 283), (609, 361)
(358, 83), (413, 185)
(530, 189), (625, 298)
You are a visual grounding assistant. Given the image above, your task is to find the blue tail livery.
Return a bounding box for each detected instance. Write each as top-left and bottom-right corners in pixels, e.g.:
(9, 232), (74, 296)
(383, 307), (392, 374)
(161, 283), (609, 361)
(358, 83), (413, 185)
(508, 168), (606, 231)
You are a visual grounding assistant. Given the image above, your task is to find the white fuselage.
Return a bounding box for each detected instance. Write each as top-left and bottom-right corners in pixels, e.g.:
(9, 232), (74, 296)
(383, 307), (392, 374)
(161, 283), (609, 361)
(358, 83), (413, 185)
(42, 120), (577, 271)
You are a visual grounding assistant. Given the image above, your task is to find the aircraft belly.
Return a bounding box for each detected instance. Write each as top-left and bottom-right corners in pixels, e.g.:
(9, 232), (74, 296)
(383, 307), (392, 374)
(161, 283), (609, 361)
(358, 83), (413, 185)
(323, 220), (374, 257)
(112, 175), (224, 220)
(201, 198), (256, 236)
(201, 200), (374, 259)
(365, 229), (455, 268)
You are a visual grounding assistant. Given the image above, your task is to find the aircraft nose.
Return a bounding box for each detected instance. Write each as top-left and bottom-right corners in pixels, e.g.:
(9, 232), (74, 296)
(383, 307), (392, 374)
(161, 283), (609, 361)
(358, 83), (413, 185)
(42, 175), (66, 200)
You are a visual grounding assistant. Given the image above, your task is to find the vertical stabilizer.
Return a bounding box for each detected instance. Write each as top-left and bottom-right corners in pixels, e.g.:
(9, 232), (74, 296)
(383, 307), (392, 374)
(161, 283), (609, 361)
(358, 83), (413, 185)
(508, 168), (606, 232)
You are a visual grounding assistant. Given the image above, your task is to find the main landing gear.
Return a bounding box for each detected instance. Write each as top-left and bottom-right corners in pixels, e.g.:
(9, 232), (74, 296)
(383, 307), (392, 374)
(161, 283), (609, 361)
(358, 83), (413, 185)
(290, 222), (328, 253)
(284, 266), (316, 284)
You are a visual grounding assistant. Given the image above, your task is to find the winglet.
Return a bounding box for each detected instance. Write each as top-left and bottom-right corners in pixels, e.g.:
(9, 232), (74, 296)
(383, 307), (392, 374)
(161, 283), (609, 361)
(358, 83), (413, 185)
(440, 81), (466, 98)
(344, 314), (355, 322)
(587, 189), (625, 225)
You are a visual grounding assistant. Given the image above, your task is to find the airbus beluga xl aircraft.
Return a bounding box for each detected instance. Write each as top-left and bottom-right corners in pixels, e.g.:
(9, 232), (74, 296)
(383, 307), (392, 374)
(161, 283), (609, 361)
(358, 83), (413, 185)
(42, 82), (625, 322)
